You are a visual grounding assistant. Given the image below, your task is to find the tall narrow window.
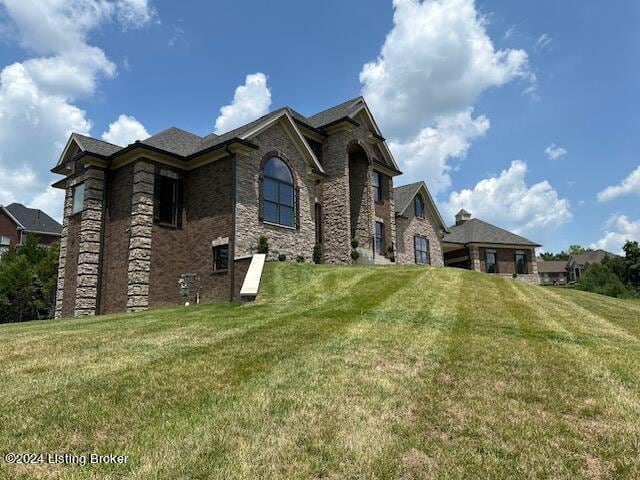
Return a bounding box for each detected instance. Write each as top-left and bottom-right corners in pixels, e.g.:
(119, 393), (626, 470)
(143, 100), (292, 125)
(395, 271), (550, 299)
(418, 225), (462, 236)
(515, 253), (527, 274)
(375, 222), (384, 254)
(414, 236), (430, 265)
(262, 157), (295, 227)
(213, 244), (229, 271)
(372, 171), (382, 203)
(156, 176), (180, 227)
(414, 195), (425, 219)
(72, 183), (85, 214)
(486, 251), (497, 273)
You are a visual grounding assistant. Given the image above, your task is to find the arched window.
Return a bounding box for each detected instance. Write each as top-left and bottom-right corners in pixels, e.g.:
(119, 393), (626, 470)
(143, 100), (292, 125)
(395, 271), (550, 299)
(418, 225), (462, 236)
(414, 195), (425, 219)
(262, 157), (295, 227)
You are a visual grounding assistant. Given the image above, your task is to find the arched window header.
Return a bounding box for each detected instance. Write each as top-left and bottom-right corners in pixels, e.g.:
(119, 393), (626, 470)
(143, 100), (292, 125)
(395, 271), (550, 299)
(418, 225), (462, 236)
(264, 157), (293, 183)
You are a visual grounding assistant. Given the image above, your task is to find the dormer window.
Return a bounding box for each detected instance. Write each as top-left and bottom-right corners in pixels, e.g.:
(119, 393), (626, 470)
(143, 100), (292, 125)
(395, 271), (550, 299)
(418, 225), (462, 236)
(414, 195), (425, 219)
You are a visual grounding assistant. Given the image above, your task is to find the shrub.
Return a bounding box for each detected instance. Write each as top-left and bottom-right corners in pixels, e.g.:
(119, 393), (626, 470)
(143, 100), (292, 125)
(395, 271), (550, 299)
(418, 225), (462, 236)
(296, 255), (305, 263)
(278, 254), (287, 262)
(351, 238), (359, 249)
(313, 244), (322, 264)
(257, 236), (269, 255)
(350, 250), (360, 262)
(578, 263), (630, 298)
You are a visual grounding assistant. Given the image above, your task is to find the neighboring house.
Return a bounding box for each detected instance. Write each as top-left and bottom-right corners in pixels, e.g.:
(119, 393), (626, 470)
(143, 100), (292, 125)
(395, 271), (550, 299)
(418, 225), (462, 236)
(51, 97), (403, 318)
(440, 210), (541, 285)
(567, 249), (618, 282)
(536, 260), (569, 285)
(0, 203), (62, 257)
(394, 182), (446, 266)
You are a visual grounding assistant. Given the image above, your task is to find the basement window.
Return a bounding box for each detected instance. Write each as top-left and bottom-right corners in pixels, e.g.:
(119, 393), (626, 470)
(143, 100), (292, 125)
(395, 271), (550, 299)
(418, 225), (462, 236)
(72, 183), (85, 214)
(213, 244), (229, 272)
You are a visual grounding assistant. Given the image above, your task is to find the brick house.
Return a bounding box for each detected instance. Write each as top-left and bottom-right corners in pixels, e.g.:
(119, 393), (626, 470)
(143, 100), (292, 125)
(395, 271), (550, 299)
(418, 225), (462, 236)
(51, 96), (543, 317)
(566, 249), (618, 282)
(440, 209), (541, 285)
(0, 203), (62, 258)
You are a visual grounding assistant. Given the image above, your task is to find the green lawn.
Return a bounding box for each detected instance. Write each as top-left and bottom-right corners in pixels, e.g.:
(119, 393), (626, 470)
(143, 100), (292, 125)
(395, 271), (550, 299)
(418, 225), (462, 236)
(1, 263), (639, 479)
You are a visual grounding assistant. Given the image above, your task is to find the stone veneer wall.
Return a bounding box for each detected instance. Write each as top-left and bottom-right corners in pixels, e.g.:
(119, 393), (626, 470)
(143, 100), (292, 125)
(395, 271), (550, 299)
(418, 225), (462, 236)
(348, 155), (371, 246)
(395, 195), (444, 267)
(235, 122), (317, 261)
(74, 168), (105, 316)
(126, 161), (154, 312)
(54, 188), (73, 319)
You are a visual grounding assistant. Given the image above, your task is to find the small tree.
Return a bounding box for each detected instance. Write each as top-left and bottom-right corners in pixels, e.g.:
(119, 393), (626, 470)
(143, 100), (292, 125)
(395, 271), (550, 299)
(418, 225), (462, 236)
(578, 263), (629, 298)
(257, 235), (269, 255)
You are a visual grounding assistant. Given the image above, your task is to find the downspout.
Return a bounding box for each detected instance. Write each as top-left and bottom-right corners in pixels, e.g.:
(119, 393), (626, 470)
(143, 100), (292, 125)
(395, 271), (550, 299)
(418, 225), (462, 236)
(94, 168), (108, 315)
(226, 146), (237, 302)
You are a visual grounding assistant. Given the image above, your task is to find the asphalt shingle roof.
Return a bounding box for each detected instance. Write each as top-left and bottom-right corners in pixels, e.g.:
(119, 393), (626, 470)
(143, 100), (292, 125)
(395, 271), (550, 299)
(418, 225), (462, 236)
(393, 182), (423, 215)
(142, 127), (203, 156)
(306, 96), (363, 128)
(442, 218), (540, 247)
(536, 260), (568, 273)
(570, 250), (618, 266)
(72, 134), (122, 157)
(4, 203), (62, 235)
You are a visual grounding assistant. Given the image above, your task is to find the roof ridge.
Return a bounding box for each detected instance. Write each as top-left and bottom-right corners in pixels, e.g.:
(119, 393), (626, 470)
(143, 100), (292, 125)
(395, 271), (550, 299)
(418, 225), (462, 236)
(307, 96), (363, 120)
(72, 132), (123, 149)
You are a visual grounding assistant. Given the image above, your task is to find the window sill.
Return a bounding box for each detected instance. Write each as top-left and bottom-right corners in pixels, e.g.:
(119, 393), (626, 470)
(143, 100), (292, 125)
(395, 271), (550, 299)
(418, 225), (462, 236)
(156, 222), (180, 230)
(212, 269), (228, 275)
(262, 221), (297, 231)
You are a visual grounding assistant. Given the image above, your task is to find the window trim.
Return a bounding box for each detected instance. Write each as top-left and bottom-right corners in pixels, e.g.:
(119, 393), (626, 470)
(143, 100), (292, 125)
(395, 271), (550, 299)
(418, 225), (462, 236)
(515, 253), (528, 275)
(414, 195), (425, 219)
(414, 235), (430, 265)
(485, 250), (498, 274)
(261, 156), (296, 228)
(372, 170), (382, 203)
(71, 183), (85, 215)
(154, 175), (182, 229)
(0, 235), (10, 246)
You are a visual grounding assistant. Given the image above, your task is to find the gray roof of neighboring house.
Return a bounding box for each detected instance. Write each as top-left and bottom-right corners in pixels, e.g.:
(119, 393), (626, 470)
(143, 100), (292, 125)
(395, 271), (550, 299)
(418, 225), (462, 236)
(3, 203), (62, 235)
(537, 260), (568, 273)
(142, 127), (204, 156)
(569, 249), (618, 266)
(442, 218), (541, 247)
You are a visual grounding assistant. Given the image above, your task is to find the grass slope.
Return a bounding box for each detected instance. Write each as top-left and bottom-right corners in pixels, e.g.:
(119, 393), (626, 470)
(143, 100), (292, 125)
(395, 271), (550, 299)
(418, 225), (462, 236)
(1, 264), (639, 479)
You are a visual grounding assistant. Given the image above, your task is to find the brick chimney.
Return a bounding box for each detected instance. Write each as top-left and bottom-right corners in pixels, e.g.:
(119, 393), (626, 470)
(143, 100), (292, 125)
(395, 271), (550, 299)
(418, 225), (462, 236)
(455, 209), (471, 226)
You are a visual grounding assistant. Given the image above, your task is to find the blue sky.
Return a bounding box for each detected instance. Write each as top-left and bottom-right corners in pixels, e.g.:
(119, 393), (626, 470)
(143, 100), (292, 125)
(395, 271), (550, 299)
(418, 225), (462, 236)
(0, 0), (638, 254)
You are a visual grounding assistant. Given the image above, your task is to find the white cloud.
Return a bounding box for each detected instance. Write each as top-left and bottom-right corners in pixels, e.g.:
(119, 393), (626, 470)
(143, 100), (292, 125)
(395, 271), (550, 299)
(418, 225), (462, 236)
(0, 0), (155, 217)
(591, 215), (640, 254)
(359, 0), (533, 193)
(545, 143), (568, 161)
(389, 109), (489, 195)
(360, 0), (533, 140)
(214, 73), (271, 134)
(28, 186), (65, 222)
(102, 114), (149, 146)
(443, 160), (572, 236)
(597, 165), (640, 202)
(536, 33), (552, 50)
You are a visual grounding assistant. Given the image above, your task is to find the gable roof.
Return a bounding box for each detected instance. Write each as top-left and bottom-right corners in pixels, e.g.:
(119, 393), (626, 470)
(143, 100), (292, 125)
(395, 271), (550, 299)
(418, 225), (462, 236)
(536, 260), (568, 273)
(71, 133), (123, 157)
(3, 203), (62, 235)
(393, 181), (447, 231)
(142, 127), (203, 156)
(442, 218), (541, 247)
(569, 249), (618, 266)
(307, 96), (363, 128)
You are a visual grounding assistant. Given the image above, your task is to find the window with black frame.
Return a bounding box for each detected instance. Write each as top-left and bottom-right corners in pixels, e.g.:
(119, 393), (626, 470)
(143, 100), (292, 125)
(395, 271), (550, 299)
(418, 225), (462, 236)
(72, 183), (84, 214)
(213, 244), (229, 271)
(414, 195), (425, 219)
(372, 171), (382, 203)
(414, 236), (429, 264)
(155, 176), (180, 227)
(375, 222), (384, 254)
(486, 251), (497, 273)
(262, 157), (295, 227)
(515, 253), (527, 274)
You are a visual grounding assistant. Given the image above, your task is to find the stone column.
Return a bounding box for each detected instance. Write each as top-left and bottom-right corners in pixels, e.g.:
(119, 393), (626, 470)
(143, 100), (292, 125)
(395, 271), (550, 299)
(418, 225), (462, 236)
(74, 168), (105, 317)
(389, 176), (397, 257)
(127, 161), (154, 312)
(469, 245), (481, 272)
(530, 249), (539, 275)
(54, 187), (74, 319)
